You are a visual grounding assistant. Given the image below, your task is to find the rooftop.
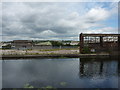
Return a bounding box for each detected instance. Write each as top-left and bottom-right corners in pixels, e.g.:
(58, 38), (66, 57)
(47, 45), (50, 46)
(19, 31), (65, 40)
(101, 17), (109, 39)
(80, 33), (120, 37)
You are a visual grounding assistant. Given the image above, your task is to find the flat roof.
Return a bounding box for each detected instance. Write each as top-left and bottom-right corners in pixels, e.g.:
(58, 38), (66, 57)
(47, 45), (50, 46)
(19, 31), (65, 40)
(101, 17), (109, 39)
(80, 33), (120, 37)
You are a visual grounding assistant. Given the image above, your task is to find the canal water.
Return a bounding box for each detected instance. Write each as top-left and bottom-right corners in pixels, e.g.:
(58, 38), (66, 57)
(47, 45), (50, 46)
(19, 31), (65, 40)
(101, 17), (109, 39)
(2, 58), (119, 88)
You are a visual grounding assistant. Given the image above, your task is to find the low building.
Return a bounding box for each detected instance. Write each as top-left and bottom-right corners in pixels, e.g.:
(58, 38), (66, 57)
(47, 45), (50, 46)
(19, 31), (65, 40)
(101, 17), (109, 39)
(11, 40), (33, 50)
(32, 45), (52, 50)
(1, 42), (12, 49)
(70, 41), (79, 46)
(0, 43), (6, 48)
(33, 42), (52, 50)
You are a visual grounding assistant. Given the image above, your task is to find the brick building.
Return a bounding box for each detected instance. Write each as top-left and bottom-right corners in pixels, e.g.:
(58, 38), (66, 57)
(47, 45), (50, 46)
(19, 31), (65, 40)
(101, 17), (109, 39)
(79, 33), (120, 54)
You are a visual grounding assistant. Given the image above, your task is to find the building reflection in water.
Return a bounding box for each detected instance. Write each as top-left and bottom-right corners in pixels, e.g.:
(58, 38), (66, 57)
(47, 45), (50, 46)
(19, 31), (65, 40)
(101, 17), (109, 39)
(79, 58), (118, 78)
(119, 60), (120, 76)
(118, 60), (120, 89)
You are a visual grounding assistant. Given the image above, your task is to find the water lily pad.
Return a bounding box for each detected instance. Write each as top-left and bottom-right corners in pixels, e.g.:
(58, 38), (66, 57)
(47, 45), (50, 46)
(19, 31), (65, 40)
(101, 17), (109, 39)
(60, 82), (67, 86)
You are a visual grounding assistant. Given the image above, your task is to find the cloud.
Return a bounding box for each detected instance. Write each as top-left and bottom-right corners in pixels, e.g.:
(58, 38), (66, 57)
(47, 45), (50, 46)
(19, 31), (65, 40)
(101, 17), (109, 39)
(85, 7), (109, 22)
(2, 2), (118, 41)
(85, 27), (118, 34)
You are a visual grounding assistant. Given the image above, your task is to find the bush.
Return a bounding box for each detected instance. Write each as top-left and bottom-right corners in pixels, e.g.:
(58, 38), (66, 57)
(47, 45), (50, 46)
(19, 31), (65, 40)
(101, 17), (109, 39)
(50, 41), (63, 46)
(81, 46), (91, 54)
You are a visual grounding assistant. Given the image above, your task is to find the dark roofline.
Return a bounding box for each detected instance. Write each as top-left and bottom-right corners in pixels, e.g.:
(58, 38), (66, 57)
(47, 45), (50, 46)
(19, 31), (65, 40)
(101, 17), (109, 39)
(80, 33), (120, 37)
(13, 40), (33, 42)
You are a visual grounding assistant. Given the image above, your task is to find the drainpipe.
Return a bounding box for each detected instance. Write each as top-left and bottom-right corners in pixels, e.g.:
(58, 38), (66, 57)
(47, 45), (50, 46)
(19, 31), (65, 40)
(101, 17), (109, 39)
(80, 33), (84, 53)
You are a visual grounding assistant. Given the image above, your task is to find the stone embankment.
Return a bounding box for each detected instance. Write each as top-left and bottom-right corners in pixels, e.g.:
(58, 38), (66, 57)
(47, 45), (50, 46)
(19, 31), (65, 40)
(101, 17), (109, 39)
(0, 49), (110, 59)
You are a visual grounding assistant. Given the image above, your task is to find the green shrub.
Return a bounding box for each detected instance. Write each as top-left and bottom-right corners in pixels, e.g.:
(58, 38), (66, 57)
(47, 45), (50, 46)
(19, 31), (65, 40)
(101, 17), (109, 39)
(82, 46), (91, 54)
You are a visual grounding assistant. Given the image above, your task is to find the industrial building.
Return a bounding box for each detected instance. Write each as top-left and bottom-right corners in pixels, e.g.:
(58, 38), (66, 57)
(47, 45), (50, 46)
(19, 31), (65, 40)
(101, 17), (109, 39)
(79, 33), (120, 54)
(11, 40), (33, 50)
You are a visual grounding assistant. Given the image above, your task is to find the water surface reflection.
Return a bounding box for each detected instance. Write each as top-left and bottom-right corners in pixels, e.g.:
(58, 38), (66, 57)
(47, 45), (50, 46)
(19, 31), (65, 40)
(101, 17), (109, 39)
(79, 58), (118, 77)
(2, 58), (119, 88)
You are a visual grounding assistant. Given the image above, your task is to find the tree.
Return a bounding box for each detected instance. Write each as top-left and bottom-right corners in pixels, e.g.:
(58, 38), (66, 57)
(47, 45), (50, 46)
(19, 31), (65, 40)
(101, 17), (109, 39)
(50, 41), (63, 46)
(2, 44), (11, 49)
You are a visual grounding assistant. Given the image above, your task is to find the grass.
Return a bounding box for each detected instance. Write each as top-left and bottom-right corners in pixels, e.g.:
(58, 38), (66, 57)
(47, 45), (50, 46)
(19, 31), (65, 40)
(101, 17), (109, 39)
(0, 48), (79, 51)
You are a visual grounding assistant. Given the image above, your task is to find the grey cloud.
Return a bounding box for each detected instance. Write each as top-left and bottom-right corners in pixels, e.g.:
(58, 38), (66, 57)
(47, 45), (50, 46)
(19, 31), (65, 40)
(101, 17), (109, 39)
(2, 2), (117, 41)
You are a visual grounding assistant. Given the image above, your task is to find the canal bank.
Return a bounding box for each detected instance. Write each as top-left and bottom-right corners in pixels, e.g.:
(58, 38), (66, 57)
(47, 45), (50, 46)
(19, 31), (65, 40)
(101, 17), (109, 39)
(1, 49), (119, 59)
(1, 53), (110, 59)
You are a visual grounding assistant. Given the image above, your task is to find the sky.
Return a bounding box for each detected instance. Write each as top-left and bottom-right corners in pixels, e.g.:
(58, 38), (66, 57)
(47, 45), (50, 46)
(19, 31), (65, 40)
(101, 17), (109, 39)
(1, 2), (118, 41)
